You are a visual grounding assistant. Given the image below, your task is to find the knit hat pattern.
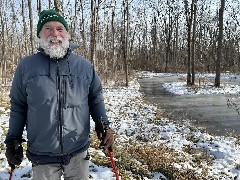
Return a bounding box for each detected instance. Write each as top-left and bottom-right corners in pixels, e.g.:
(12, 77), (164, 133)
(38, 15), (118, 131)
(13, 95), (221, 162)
(37, 9), (69, 37)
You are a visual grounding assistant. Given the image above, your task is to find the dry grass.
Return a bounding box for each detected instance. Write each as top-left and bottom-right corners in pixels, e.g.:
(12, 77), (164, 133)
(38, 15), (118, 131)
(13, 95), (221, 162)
(233, 135), (240, 146)
(0, 89), (10, 113)
(121, 145), (210, 180)
(89, 97), (219, 179)
(90, 131), (215, 180)
(101, 70), (137, 88)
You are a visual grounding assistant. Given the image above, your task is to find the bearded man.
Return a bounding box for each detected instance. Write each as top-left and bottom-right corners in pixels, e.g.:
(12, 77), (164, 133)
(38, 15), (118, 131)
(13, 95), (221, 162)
(5, 9), (113, 180)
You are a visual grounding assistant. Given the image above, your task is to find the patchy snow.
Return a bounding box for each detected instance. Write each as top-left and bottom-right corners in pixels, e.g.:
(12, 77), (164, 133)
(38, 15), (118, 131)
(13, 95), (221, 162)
(0, 71), (240, 180)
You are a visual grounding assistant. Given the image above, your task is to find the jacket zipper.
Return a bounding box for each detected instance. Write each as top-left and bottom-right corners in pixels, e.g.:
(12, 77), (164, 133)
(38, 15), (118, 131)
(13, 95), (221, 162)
(56, 60), (64, 155)
(63, 78), (67, 107)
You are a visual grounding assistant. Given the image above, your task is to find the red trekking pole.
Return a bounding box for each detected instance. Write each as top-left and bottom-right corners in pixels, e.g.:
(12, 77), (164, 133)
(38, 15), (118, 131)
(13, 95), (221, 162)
(96, 117), (119, 180)
(108, 148), (119, 180)
(9, 167), (14, 180)
(9, 165), (15, 180)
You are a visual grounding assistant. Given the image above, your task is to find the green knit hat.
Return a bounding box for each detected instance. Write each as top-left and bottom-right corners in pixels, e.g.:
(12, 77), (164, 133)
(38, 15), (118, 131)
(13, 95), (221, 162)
(37, 9), (69, 37)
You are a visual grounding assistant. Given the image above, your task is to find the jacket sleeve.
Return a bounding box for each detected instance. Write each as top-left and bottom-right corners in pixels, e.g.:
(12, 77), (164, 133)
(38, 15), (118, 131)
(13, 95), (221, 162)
(88, 66), (109, 124)
(5, 62), (28, 142)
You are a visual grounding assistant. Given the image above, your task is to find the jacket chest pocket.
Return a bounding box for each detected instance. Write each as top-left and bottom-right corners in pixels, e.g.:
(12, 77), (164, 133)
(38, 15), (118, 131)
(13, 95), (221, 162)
(26, 76), (57, 106)
(61, 75), (90, 107)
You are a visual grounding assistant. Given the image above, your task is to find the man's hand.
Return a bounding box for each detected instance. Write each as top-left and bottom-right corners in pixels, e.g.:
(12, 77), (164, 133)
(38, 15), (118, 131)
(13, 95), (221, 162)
(95, 119), (114, 150)
(99, 127), (114, 150)
(5, 140), (24, 167)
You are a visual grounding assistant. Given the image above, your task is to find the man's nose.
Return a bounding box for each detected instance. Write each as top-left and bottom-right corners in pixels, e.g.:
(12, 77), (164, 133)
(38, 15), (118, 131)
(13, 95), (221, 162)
(51, 29), (59, 36)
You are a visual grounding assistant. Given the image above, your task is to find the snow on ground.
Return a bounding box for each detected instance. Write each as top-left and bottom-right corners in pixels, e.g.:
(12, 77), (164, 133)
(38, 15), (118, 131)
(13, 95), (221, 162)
(0, 71), (240, 179)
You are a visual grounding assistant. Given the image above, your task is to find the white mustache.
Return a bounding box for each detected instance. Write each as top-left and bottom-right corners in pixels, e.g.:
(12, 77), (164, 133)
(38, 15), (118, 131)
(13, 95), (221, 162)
(47, 37), (63, 44)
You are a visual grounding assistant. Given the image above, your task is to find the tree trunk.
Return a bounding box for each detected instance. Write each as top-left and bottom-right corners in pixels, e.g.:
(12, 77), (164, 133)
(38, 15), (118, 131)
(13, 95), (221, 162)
(191, 1), (197, 85)
(90, 0), (97, 66)
(122, 0), (129, 86)
(184, 0), (197, 85)
(184, 0), (192, 85)
(79, 0), (87, 56)
(71, 0), (78, 39)
(0, 4), (5, 86)
(54, 0), (63, 13)
(215, 0), (225, 87)
(111, 0), (117, 76)
(22, 0), (28, 55)
(151, 15), (157, 71)
(10, 0), (22, 62)
(165, 0), (173, 73)
(28, 0), (34, 54)
(37, 0), (42, 15)
(173, 13), (179, 69)
(48, 0), (51, 9)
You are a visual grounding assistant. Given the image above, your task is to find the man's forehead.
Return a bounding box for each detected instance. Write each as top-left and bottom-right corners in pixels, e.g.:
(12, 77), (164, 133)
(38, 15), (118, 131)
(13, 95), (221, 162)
(43, 21), (65, 28)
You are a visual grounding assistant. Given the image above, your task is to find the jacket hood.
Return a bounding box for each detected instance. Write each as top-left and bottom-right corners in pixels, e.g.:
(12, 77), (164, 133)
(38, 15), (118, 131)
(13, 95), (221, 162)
(69, 42), (79, 50)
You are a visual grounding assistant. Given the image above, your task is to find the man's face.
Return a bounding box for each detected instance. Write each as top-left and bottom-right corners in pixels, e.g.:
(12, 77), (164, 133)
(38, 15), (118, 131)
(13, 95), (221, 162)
(38, 21), (70, 59)
(40, 21), (68, 43)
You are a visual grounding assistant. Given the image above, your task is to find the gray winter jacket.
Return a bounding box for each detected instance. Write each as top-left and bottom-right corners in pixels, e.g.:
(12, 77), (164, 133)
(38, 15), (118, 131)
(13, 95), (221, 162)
(6, 45), (108, 160)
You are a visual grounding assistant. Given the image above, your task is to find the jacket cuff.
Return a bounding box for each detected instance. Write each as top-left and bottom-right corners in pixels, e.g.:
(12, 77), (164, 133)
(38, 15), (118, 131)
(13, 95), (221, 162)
(4, 135), (23, 144)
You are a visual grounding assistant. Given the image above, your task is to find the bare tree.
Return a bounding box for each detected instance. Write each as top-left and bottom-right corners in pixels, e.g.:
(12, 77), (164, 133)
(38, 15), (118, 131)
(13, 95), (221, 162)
(0, 0), (5, 86)
(28, 0), (34, 54)
(37, 0), (42, 15)
(10, 0), (22, 63)
(122, 0), (129, 86)
(48, 0), (52, 9)
(191, 0), (197, 85)
(184, 0), (192, 85)
(164, 0), (174, 72)
(226, 0), (240, 72)
(111, 0), (117, 75)
(22, 0), (28, 55)
(150, 15), (158, 71)
(184, 0), (196, 85)
(54, 0), (63, 13)
(71, 0), (78, 39)
(215, 0), (225, 87)
(79, 0), (87, 56)
(90, 0), (98, 66)
(172, 4), (181, 70)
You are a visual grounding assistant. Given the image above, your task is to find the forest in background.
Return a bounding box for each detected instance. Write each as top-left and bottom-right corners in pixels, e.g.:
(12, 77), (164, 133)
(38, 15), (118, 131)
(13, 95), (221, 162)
(0, 0), (239, 89)
(0, 1), (240, 178)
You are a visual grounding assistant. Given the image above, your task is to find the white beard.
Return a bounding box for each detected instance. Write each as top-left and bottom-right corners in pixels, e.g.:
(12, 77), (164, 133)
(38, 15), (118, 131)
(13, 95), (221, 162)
(38, 36), (70, 59)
